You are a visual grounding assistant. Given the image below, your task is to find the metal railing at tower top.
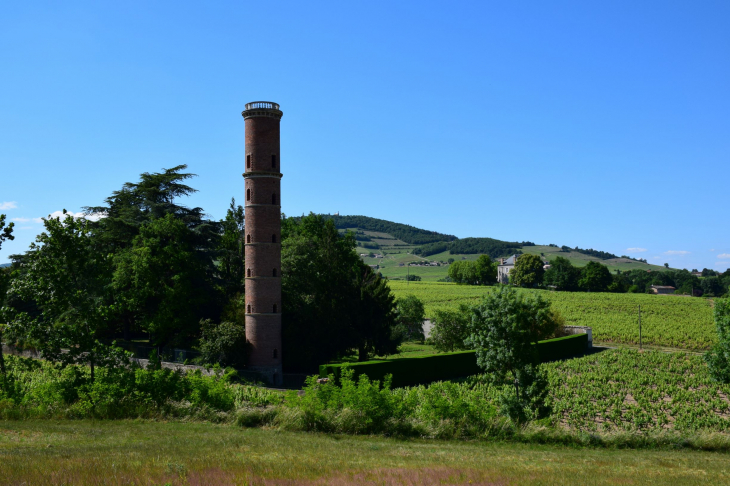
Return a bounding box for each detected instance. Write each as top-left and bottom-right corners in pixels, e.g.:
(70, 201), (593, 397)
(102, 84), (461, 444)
(245, 101), (280, 110)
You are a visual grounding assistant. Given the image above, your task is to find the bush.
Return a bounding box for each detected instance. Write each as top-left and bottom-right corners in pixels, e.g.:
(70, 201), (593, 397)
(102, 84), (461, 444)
(198, 319), (248, 368)
(0, 354), (241, 419)
(395, 295), (425, 342)
(429, 305), (471, 352)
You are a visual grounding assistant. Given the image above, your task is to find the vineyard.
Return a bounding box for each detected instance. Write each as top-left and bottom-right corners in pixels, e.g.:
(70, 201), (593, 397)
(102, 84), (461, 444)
(459, 349), (730, 433)
(389, 281), (716, 350)
(545, 349), (730, 432)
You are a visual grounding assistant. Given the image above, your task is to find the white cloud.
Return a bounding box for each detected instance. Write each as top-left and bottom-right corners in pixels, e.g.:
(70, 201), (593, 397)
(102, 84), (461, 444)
(0, 201), (18, 210)
(717, 253), (730, 259)
(41, 211), (105, 222)
(711, 249), (716, 252)
(664, 250), (690, 256)
(12, 217), (31, 222)
(626, 247), (647, 252)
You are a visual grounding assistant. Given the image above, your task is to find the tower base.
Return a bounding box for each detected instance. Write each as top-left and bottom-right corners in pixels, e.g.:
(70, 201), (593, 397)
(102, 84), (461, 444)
(247, 364), (283, 387)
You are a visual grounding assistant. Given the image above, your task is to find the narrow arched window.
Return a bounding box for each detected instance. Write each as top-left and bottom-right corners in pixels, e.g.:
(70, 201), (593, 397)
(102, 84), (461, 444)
(247, 268), (251, 277)
(273, 349), (278, 359)
(272, 193), (277, 204)
(272, 268), (277, 277)
(272, 234), (277, 243)
(247, 189), (251, 201)
(247, 154), (251, 169)
(247, 304), (251, 313)
(273, 304), (277, 313)
(247, 234), (251, 243)
(271, 155), (276, 168)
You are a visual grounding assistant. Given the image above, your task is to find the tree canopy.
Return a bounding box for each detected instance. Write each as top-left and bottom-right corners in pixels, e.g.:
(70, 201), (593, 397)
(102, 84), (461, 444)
(510, 254), (545, 288)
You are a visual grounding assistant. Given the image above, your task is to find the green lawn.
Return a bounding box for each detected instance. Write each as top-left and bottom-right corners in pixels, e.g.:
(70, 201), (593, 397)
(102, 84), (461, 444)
(2, 420), (729, 485)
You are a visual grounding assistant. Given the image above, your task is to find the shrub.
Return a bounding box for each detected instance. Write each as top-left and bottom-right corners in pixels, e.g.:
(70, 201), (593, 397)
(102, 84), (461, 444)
(429, 305), (471, 352)
(198, 319), (248, 368)
(395, 295), (425, 342)
(0, 354), (241, 419)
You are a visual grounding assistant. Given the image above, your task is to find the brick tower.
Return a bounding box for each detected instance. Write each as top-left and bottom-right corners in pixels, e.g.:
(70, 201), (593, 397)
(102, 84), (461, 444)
(242, 101), (283, 385)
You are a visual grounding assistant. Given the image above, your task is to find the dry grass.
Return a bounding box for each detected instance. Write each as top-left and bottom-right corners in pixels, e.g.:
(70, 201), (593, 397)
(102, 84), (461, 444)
(1, 420), (730, 485)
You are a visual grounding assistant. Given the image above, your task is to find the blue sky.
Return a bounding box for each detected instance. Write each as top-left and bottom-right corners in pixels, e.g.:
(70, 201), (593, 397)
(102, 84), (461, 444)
(1, 1), (728, 271)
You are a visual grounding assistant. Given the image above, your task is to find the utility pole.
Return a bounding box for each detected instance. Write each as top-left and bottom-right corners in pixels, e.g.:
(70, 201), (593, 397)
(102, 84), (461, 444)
(639, 305), (642, 350)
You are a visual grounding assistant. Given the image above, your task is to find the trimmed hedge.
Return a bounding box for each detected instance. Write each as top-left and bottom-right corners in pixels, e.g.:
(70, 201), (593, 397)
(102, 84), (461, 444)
(320, 333), (588, 388)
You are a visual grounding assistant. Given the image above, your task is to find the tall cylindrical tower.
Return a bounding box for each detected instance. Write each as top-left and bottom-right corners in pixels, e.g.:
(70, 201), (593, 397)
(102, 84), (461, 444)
(242, 101), (283, 385)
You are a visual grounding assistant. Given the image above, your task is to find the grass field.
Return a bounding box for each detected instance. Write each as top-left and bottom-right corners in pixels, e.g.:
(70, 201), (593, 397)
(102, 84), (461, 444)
(2, 420), (730, 485)
(521, 245), (668, 272)
(347, 226), (670, 282)
(389, 281), (716, 350)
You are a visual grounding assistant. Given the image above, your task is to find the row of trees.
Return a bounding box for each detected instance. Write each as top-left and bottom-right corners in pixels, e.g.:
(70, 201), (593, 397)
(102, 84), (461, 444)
(447, 256), (497, 285)
(0, 166), (410, 377)
(445, 252), (729, 296)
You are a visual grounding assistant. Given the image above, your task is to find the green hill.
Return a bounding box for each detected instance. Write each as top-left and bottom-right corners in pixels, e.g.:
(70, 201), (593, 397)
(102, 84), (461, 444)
(325, 214), (668, 280)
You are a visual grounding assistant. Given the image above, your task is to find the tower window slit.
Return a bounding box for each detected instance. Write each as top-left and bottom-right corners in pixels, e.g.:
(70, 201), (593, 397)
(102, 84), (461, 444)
(272, 268), (277, 277)
(271, 155), (276, 168)
(247, 234), (251, 243)
(272, 234), (277, 243)
(247, 268), (251, 277)
(273, 304), (277, 313)
(273, 349), (278, 359)
(247, 154), (251, 168)
(272, 193), (277, 204)
(247, 304), (251, 313)
(247, 189), (251, 201)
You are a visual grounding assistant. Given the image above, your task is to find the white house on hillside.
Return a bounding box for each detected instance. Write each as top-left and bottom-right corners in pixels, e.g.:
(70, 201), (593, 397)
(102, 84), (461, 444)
(497, 255), (519, 284)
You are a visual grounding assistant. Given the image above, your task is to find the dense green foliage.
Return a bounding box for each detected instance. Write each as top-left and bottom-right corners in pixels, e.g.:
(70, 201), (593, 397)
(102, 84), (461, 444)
(416, 237), (526, 258)
(509, 254), (545, 287)
(447, 255), (497, 285)
(0, 354), (259, 419)
(466, 287), (557, 421)
(389, 281), (716, 350)
(578, 261), (613, 292)
(324, 215), (457, 245)
(429, 304), (471, 352)
(0, 214), (14, 250)
(198, 319), (248, 368)
(562, 245), (619, 260)
(544, 256), (580, 291)
(394, 295), (425, 342)
(449, 237), (530, 256)
(4, 212), (122, 380)
(282, 214), (400, 370)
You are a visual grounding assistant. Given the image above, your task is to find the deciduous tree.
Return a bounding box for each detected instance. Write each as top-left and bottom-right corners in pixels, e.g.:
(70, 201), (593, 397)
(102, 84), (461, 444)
(5, 211), (124, 381)
(543, 256), (579, 291)
(465, 287), (556, 421)
(579, 261), (612, 292)
(509, 254), (545, 287)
